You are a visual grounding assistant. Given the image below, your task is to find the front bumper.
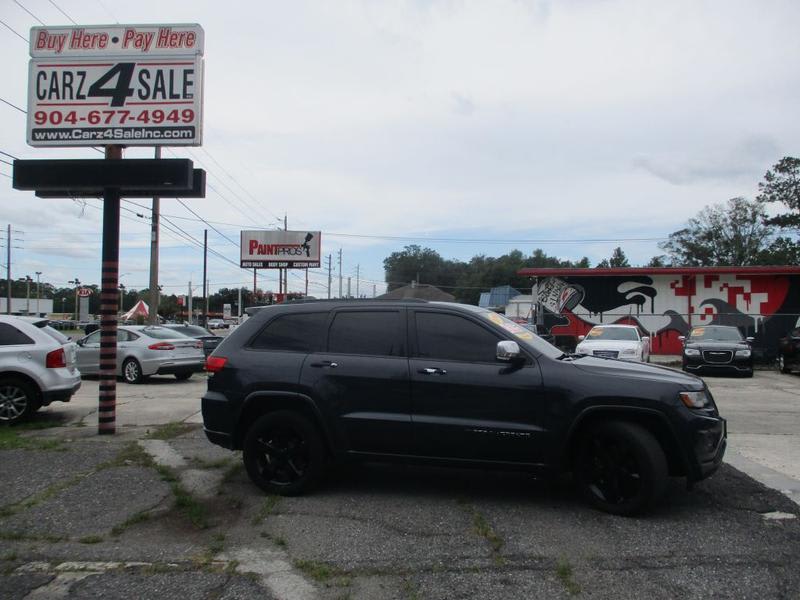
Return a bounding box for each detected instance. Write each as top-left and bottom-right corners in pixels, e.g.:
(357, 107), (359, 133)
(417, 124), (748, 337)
(689, 416), (726, 480)
(683, 354), (752, 374)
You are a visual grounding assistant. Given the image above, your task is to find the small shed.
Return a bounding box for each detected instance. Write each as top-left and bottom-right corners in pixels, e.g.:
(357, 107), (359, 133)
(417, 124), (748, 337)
(378, 283), (455, 302)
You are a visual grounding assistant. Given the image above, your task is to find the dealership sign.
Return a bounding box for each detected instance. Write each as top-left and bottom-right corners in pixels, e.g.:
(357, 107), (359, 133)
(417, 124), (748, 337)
(27, 24), (204, 147)
(241, 230), (322, 269)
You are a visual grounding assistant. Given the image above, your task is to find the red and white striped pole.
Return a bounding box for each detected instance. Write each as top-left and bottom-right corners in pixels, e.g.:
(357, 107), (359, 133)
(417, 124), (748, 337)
(98, 145), (122, 435)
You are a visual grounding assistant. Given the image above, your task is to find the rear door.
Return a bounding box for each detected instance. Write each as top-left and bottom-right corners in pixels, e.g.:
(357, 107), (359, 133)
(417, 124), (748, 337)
(299, 308), (410, 456)
(409, 309), (546, 464)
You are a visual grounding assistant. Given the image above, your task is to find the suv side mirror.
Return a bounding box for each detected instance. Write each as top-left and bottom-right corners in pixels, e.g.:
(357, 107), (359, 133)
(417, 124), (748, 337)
(496, 340), (521, 362)
(746, 336), (755, 343)
(641, 336), (650, 342)
(75, 338), (83, 346)
(678, 336), (686, 342)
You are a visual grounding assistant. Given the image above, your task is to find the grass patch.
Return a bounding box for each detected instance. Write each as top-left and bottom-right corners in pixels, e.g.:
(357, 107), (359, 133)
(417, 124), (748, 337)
(251, 495), (281, 525)
(111, 511), (151, 536)
(221, 461), (244, 483)
(208, 533), (226, 555)
(402, 578), (421, 600)
(190, 456), (233, 469)
(0, 422), (64, 451)
(78, 535), (104, 544)
(293, 559), (351, 587)
(146, 422), (194, 441)
(107, 442), (155, 468)
(461, 503), (505, 565)
(556, 557), (581, 595)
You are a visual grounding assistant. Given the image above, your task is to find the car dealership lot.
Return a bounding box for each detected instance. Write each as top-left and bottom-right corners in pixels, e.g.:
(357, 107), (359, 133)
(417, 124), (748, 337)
(1, 370), (799, 598)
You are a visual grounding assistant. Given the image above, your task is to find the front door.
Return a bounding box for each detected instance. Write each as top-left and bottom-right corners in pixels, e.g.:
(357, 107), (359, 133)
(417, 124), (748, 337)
(75, 330), (101, 374)
(409, 309), (545, 465)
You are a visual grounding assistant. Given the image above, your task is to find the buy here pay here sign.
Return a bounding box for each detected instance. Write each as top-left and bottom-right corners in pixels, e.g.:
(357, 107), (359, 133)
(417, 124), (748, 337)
(27, 24), (204, 147)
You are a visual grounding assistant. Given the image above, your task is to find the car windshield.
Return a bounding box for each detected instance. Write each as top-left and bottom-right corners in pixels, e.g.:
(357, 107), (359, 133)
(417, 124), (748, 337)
(688, 326), (743, 342)
(36, 321), (70, 344)
(586, 327), (639, 341)
(139, 326), (189, 340)
(171, 325), (213, 337)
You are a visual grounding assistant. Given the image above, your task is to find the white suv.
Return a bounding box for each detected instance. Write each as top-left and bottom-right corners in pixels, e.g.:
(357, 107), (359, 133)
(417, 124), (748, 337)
(0, 316), (81, 424)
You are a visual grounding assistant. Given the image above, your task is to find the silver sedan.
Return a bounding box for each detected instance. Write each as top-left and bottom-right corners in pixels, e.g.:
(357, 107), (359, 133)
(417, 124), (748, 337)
(75, 325), (205, 383)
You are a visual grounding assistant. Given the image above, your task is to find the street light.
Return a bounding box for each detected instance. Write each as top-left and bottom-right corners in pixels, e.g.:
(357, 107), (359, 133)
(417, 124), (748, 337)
(25, 275), (32, 314)
(35, 271), (42, 316)
(119, 283), (126, 314)
(68, 278), (80, 322)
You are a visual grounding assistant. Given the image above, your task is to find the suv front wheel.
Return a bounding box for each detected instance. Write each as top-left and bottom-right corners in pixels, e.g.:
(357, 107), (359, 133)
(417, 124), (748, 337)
(243, 410), (325, 496)
(574, 421), (668, 516)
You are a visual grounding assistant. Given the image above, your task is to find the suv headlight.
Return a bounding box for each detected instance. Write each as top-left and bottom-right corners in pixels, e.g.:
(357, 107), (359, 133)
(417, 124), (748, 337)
(735, 348), (751, 358)
(620, 348), (636, 355)
(679, 390), (711, 409)
(684, 348), (700, 356)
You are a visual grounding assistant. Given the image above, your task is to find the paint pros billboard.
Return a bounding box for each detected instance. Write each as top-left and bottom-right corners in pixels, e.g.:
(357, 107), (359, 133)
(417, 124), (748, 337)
(27, 24), (204, 147)
(241, 230), (321, 269)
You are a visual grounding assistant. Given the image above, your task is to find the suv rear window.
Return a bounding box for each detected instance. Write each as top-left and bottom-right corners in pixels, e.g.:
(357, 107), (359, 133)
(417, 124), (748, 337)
(327, 311), (400, 356)
(0, 322), (34, 345)
(250, 313), (327, 353)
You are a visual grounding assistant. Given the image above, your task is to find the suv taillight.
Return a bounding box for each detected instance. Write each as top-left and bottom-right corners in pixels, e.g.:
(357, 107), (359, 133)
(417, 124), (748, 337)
(46, 347), (66, 368)
(205, 356), (227, 373)
(148, 342), (175, 350)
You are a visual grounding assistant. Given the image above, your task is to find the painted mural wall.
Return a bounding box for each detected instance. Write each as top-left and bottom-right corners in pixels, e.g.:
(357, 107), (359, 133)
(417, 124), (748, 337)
(534, 273), (800, 357)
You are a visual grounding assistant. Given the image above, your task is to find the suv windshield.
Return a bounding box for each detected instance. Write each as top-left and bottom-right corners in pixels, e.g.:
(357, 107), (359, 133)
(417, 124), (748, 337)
(688, 326), (743, 342)
(586, 327), (639, 341)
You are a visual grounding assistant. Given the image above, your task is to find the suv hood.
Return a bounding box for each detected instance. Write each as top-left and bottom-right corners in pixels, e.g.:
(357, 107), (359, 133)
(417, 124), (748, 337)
(571, 355), (701, 387)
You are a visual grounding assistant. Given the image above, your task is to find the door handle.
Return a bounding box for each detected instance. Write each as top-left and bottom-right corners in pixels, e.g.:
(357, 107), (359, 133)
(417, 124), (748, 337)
(418, 367), (447, 375)
(310, 361), (338, 368)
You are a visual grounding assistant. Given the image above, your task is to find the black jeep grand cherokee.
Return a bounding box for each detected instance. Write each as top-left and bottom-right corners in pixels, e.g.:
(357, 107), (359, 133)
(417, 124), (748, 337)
(202, 300), (726, 515)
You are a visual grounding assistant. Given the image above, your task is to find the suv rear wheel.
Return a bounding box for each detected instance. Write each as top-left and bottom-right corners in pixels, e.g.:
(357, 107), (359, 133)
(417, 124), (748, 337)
(243, 410), (324, 496)
(0, 377), (39, 424)
(574, 421), (667, 516)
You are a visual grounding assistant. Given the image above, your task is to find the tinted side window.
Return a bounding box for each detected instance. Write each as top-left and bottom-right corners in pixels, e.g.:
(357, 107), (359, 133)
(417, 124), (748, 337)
(0, 323), (35, 346)
(415, 312), (500, 363)
(327, 311), (400, 356)
(250, 313), (327, 353)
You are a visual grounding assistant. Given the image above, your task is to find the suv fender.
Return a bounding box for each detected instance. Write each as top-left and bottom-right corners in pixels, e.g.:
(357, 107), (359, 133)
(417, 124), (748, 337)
(237, 391), (334, 455)
(562, 405), (689, 477)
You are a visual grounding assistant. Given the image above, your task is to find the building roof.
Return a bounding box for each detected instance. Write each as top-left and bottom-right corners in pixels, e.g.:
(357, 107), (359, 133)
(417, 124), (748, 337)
(517, 266), (800, 277)
(478, 285), (521, 308)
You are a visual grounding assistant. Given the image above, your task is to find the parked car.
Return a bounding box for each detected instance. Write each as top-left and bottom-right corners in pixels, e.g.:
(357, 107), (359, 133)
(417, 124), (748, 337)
(163, 323), (223, 357)
(207, 319), (228, 330)
(680, 325), (753, 377)
(776, 327), (800, 373)
(575, 324), (650, 362)
(201, 300), (726, 515)
(0, 315), (81, 424)
(75, 325), (205, 383)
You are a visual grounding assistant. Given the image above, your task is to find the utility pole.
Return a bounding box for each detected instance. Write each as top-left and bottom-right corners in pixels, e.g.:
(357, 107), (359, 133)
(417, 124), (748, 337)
(68, 278), (80, 321)
(35, 271), (41, 316)
(238, 286), (242, 318)
(202, 229), (207, 327)
(148, 147), (161, 325)
(355, 264), (360, 298)
(347, 276), (351, 298)
(253, 269), (257, 304)
(5, 224), (10, 314)
(119, 284), (125, 314)
(326, 254), (332, 299)
(338, 248), (342, 298)
(188, 280), (193, 324)
(283, 214), (288, 296)
(373, 284), (376, 298)
(25, 275), (31, 314)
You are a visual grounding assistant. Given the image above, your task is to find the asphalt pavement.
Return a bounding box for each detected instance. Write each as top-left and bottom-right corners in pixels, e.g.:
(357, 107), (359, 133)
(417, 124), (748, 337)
(1, 370), (799, 599)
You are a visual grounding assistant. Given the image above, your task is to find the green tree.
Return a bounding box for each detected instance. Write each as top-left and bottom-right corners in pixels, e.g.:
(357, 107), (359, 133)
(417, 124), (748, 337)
(659, 197), (776, 266)
(646, 255), (668, 267)
(609, 247), (630, 267)
(758, 157), (800, 227)
(383, 245), (462, 291)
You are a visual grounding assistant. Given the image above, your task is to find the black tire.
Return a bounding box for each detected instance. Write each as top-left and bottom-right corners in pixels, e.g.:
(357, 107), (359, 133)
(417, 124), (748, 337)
(574, 421), (668, 516)
(243, 410), (325, 496)
(0, 377), (40, 424)
(122, 358), (144, 384)
(174, 371), (193, 381)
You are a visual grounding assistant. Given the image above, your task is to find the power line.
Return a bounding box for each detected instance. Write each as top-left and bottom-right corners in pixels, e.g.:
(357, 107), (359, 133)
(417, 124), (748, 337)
(13, 0), (45, 25)
(0, 150), (20, 160)
(47, 0), (77, 25)
(0, 97), (26, 114)
(0, 18), (29, 43)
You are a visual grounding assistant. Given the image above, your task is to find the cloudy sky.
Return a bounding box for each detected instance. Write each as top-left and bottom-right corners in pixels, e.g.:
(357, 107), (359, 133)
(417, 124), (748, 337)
(1, 0), (798, 300)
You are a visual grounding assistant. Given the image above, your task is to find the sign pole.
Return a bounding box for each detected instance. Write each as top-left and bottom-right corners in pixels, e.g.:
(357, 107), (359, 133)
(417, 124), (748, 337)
(98, 145), (122, 435)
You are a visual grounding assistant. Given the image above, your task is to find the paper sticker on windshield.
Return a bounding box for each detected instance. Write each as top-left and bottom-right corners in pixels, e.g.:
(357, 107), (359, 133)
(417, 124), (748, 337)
(690, 327), (705, 337)
(487, 313), (504, 325)
(587, 328), (603, 337)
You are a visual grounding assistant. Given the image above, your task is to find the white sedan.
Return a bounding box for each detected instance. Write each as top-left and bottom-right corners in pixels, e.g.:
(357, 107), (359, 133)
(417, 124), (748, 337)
(575, 324), (650, 362)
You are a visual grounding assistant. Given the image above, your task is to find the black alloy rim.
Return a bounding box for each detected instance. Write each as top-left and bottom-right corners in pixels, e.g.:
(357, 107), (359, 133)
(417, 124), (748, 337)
(254, 426), (310, 486)
(583, 435), (643, 505)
